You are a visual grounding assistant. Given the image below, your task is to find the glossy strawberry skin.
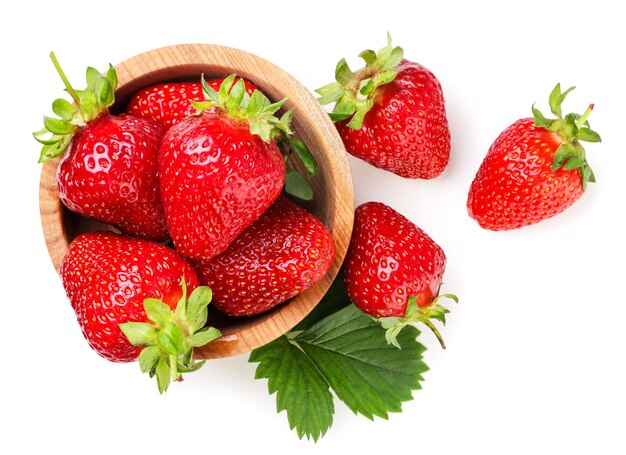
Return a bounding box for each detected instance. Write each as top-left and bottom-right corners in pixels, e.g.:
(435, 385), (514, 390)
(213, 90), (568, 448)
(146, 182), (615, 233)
(57, 113), (169, 241)
(467, 118), (583, 230)
(158, 109), (285, 261)
(194, 197), (336, 316)
(344, 202), (446, 318)
(337, 60), (450, 179)
(126, 78), (258, 130)
(60, 232), (199, 363)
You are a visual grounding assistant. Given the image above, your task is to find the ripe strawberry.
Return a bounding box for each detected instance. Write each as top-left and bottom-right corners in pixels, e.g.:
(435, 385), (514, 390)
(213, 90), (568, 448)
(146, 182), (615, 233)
(158, 75), (294, 261)
(343, 202), (456, 348)
(316, 34), (450, 179)
(467, 84), (600, 230)
(61, 232), (221, 393)
(35, 53), (168, 241)
(195, 196), (336, 316)
(126, 77), (259, 129)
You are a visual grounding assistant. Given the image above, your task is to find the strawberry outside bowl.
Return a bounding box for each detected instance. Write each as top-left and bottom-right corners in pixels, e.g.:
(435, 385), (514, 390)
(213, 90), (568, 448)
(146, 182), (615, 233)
(39, 43), (354, 359)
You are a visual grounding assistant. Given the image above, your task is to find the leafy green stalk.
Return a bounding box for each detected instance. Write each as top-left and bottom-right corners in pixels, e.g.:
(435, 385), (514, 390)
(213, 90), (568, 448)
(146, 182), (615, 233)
(34, 52), (118, 163)
(119, 281), (221, 394)
(531, 83), (601, 189)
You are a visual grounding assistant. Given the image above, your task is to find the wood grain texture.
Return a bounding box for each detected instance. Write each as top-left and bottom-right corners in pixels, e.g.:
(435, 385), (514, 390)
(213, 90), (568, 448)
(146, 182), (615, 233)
(39, 44), (354, 359)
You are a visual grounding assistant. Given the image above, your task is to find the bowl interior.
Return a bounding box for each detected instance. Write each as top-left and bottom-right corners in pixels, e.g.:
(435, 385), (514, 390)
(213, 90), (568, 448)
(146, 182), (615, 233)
(39, 44), (354, 359)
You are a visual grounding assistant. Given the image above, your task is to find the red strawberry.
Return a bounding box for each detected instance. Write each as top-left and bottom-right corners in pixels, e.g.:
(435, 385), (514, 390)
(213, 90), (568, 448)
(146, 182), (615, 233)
(158, 75), (291, 261)
(343, 202), (456, 348)
(317, 34), (450, 179)
(126, 78), (259, 129)
(195, 196), (336, 316)
(61, 232), (221, 393)
(35, 53), (168, 241)
(467, 84), (600, 230)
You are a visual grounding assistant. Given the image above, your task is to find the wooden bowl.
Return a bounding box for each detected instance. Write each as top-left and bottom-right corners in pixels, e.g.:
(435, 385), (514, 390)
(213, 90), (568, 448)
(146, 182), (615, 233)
(39, 44), (354, 359)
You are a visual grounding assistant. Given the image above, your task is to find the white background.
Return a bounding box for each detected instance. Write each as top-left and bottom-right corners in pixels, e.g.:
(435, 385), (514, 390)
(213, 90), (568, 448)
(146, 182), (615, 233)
(2, 1), (624, 453)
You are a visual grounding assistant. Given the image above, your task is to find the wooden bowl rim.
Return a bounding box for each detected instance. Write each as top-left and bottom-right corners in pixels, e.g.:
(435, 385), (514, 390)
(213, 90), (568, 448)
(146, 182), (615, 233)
(39, 43), (354, 359)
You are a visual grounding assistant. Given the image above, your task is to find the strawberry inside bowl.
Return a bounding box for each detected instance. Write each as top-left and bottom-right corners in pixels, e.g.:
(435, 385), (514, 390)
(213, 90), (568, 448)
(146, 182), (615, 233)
(39, 43), (354, 359)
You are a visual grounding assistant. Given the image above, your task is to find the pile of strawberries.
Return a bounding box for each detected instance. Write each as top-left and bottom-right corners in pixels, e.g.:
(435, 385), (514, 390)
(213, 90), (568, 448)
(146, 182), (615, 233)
(36, 54), (335, 392)
(36, 34), (599, 392)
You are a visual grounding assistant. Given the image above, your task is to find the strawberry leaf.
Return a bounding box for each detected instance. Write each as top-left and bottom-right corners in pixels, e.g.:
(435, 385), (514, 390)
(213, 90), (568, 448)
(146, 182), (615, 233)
(250, 287), (428, 441)
(144, 298), (174, 327)
(138, 345), (161, 373)
(284, 169), (314, 201)
(289, 138), (318, 176)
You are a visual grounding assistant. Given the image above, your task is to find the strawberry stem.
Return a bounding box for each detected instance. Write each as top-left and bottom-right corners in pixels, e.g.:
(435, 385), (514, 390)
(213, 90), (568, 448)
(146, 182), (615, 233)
(421, 319), (446, 350)
(49, 51), (87, 120)
(577, 103), (594, 128)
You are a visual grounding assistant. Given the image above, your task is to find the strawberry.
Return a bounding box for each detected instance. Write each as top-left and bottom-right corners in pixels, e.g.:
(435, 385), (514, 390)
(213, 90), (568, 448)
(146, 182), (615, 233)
(316, 34), (450, 179)
(343, 202), (456, 348)
(194, 196), (336, 316)
(34, 53), (168, 241)
(126, 78), (259, 129)
(467, 84), (600, 230)
(61, 232), (221, 393)
(158, 75), (295, 261)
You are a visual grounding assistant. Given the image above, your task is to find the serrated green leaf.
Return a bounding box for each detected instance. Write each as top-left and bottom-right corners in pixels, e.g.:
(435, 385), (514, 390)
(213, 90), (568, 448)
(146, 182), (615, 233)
(190, 327), (221, 348)
(119, 322), (158, 346)
(249, 336), (334, 442)
(285, 169), (314, 201)
(577, 127), (602, 143)
(52, 98), (76, 121)
(289, 138), (318, 176)
(138, 346), (161, 373)
(43, 116), (75, 135)
(144, 298), (173, 327)
(334, 58), (353, 85)
(296, 304), (427, 420)
(156, 322), (185, 356)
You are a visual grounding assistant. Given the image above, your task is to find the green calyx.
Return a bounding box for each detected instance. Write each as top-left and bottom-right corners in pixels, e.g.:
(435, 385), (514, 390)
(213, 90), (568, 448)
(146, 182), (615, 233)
(315, 32), (404, 129)
(379, 293), (458, 350)
(192, 74), (293, 143)
(119, 281), (221, 394)
(532, 83), (601, 190)
(193, 74), (318, 201)
(34, 52), (118, 163)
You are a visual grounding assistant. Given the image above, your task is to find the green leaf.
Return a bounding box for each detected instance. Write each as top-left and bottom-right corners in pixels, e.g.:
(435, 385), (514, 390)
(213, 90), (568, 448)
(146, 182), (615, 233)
(297, 305), (427, 419)
(143, 298), (174, 327)
(289, 138), (318, 176)
(315, 82), (344, 105)
(187, 286), (212, 329)
(577, 127), (602, 143)
(156, 322), (186, 356)
(138, 346), (161, 373)
(38, 134), (72, 162)
(77, 89), (98, 120)
(218, 74), (237, 105)
(374, 69), (398, 86)
(155, 355), (171, 394)
(190, 327), (222, 348)
(532, 104), (552, 128)
(106, 64), (118, 91)
(119, 322), (158, 346)
(52, 98), (76, 121)
(380, 45), (403, 71)
(247, 90), (266, 115)
(330, 96), (356, 122)
(285, 169), (314, 201)
(563, 156), (585, 171)
(249, 117), (274, 143)
(551, 143), (577, 171)
(43, 116), (75, 135)
(201, 74), (219, 103)
(86, 66), (101, 89)
(225, 78), (246, 111)
(358, 49), (377, 66)
(346, 99), (374, 129)
(249, 336), (334, 442)
(95, 77), (113, 106)
(334, 58), (353, 85)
